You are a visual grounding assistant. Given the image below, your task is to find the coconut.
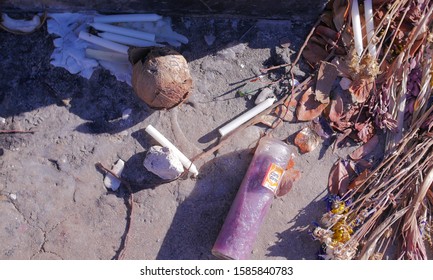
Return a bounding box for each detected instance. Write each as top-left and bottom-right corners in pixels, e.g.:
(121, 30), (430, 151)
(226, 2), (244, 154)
(131, 47), (193, 109)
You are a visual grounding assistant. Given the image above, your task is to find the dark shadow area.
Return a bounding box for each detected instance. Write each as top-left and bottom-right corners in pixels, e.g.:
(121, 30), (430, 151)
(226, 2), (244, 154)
(156, 149), (253, 259)
(2, 0), (327, 21)
(0, 24), (152, 132)
(266, 190), (327, 259)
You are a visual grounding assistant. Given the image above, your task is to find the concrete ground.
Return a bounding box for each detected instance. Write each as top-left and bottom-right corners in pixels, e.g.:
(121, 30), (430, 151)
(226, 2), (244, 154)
(0, 15), (349, 260)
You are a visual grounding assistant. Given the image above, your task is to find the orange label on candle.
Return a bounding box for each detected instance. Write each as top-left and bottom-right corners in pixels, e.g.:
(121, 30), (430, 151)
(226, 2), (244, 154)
(262, 163), (284, 193)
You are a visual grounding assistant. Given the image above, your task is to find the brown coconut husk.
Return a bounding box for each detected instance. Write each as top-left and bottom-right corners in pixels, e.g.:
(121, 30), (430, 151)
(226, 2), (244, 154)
(130, 47), (193, 110)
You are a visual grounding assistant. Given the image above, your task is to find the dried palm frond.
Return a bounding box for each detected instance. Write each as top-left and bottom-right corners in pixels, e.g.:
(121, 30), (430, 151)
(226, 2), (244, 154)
(311, 0), (433, 260)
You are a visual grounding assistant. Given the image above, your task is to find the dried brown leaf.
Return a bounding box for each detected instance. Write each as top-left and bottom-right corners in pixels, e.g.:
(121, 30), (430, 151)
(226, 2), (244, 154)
(277, 157), (301, 197)
(355, 121), (375, 143)
(348, 169), (370, 191)
(316, 61), (339, 104)
(348, 77), (374, 103)
(331, 57), (351, 78)
(328, 94), (344, 123)
(296, 87), (329, 121)
(316, 25), (339, 42)
(349, 135), (379, 160)
(302, 41), (329, 66)
(274, 104), (294, 122)
(328, 159), (353, 196)
(332, 0), (348, 31)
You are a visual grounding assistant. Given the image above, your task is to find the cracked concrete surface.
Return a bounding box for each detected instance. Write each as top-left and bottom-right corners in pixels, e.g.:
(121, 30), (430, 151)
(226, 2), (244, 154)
(0, 15), (350, 260)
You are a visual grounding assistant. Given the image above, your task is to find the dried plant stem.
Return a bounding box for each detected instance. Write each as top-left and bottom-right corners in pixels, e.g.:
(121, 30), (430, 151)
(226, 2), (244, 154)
(0, 130), (34, 134)
(359, 206), (410, 259)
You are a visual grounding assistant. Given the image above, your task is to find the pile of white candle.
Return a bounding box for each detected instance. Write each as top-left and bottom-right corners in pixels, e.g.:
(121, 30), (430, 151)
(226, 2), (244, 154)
(351, 0), (377, 58)
(79, 13), (189, 61)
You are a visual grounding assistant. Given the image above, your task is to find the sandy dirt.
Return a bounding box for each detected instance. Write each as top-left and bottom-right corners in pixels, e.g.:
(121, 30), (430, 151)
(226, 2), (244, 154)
(1, 15), (356, 260)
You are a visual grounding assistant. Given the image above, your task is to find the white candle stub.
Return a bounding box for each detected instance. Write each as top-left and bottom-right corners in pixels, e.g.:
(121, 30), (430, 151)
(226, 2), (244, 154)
(90, 22), (155, 42)
(99, 32), (160, 47)
(145, 125), (199, 177)
(218, 97), (276, 137)
(94, 14), (162, 23)
(103, 159), (125, 191)
(351, 0), (364, 57)
(85, 49), (129, 63)
(79, 31), (129, 54)
(364, 0), (377, 57)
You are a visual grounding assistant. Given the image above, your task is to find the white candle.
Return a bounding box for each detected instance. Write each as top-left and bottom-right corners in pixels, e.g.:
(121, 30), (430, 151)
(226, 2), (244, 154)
(90, 22), (156, 42)
(364, 0), (377, 57)
(157, 31), (189, 44)
(78, 31), (129, 54)
(218, 97), (276, 137)
(351, 0), (364, 57)
(99, 32), (161, 47)
(85, 49), (129, 63)
(94, 14), (162, 23)
(103, 159), (125, 191)
(145, 125), (199, 177)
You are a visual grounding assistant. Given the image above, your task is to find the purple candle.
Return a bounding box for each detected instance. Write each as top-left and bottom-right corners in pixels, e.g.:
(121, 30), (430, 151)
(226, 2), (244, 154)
(212, 137), (293, 259)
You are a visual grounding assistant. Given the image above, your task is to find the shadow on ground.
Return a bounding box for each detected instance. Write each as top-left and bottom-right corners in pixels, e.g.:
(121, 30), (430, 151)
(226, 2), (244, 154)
(266, 192), (327, 260)
(156, 149), (253, 259)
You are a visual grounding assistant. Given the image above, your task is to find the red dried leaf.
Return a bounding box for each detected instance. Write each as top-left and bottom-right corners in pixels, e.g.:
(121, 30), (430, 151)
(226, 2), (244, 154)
(277, 157), (301, 197)
(328, 159), (356, 196)
(274, 104), (294, 122)
(349, 135), (379, 160)
(348, 169), (370, 191)
(316, 25), (339, 42)
(296, 87), (329, 121)
(331, 57), (351, 78)
(302, 41), (329, 66)
(349, 78), (374, 103)
(355, 121), (375, 143)
(328, 94), (344, 123)
(316, 61), (339, 104)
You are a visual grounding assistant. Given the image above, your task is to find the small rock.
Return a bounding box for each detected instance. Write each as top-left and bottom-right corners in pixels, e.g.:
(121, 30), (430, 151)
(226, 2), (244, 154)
(0, 117), (5, 124)
(144, 146), (184, 180)
(9, 193), (17, 200)
(122, 108), (132, 120)
(255, 88), (275, 105)
(289, 79), (300, 87)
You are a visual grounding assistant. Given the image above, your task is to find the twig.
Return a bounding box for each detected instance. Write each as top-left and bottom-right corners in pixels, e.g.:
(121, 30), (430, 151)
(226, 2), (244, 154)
(198, 0), (213, 12)
(95, 162), (133, 260)
(0, 130), (35, 134)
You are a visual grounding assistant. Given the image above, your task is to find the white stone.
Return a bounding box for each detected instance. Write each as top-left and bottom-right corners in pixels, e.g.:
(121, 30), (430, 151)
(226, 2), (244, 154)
(255, 87), (275, 105)
(143, 145), (184, 180)
(122, 108), (132, 120)
(9, 193), (17, 200)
